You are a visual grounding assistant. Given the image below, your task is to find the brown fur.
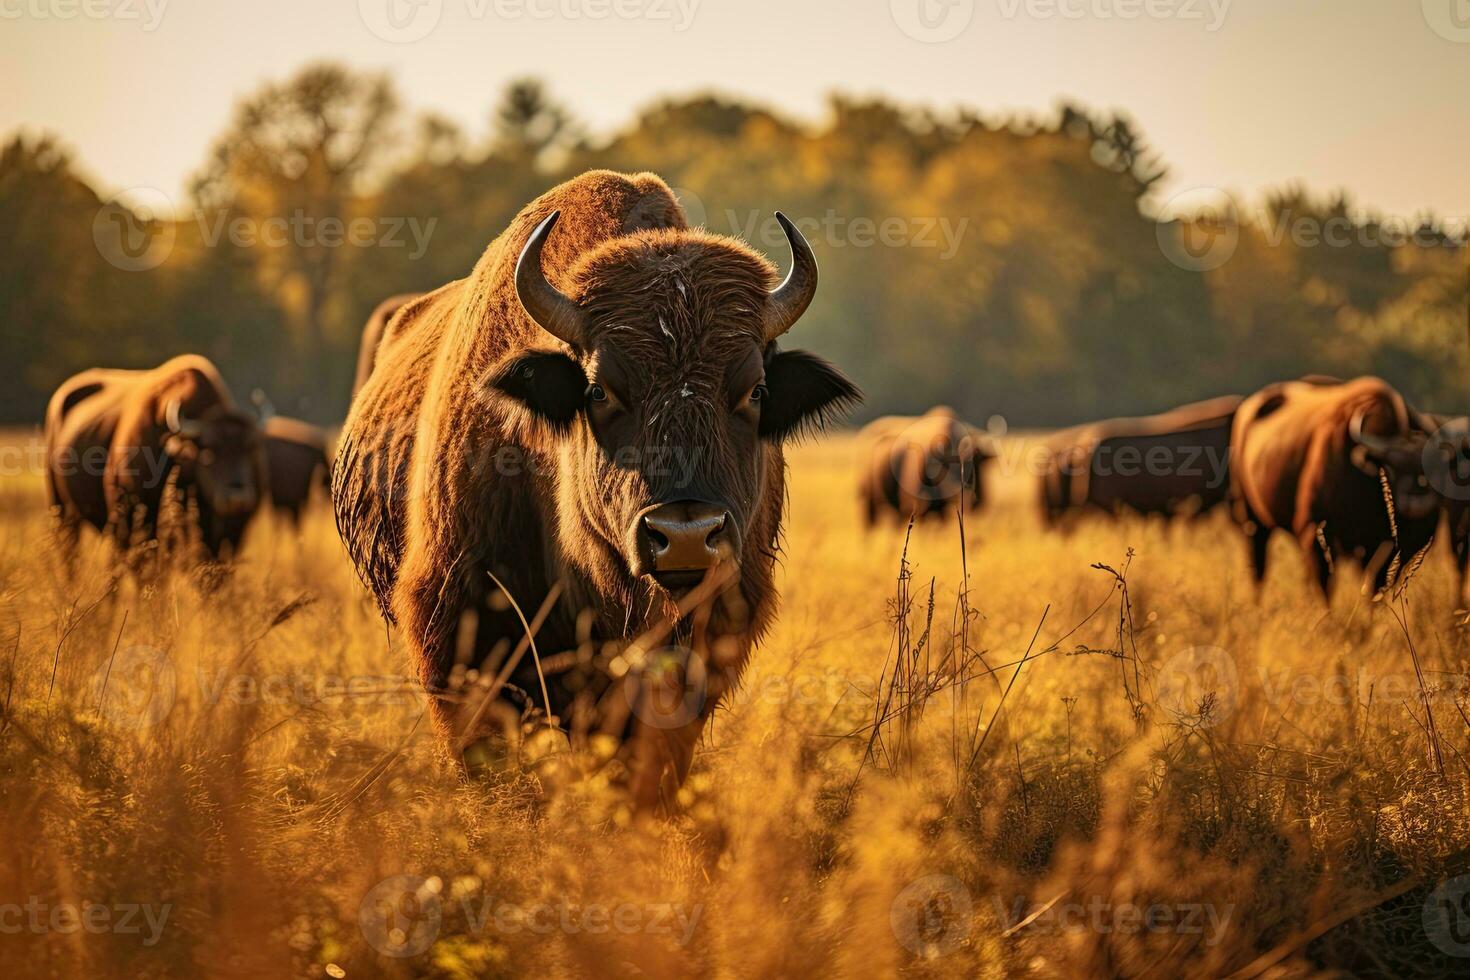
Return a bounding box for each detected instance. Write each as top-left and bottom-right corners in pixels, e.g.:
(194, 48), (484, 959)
(262, 416), (332, 523)
(857, 408), (989, 526)
(1039, 395), (1243, 525)
(333, 171), (858, 807)
(1231, 376), (1438, 597)
(352, 293), (423, 399)
(45, 354), (265, 559)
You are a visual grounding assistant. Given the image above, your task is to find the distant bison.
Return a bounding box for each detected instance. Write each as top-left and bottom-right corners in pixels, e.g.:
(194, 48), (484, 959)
(1415, 412), (1470, 598)
(858, 407), (991, 526)
(352, 292), (422, 399)
(333, 171), (858, 807)
(1039, 395), (1242, 525)
(1231, 376), (1439, 597)
(261, 415), (332, 523)
(45, 354), (264, 559)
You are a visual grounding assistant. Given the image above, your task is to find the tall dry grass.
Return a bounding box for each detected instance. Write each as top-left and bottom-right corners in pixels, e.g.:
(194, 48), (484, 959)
(3, 430), (1470, 978)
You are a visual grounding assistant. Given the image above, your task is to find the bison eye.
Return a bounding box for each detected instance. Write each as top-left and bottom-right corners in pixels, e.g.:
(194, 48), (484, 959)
(749, 384), (769, 404)
(588, 383), (608, 404)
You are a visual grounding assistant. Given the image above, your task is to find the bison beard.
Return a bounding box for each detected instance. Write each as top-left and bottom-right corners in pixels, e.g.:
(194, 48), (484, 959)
(334, 171), (859, 808)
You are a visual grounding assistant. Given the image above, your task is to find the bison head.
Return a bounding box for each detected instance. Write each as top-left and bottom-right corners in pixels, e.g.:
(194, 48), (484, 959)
(164, 400), (265, 518)
(1348, 406), (1439, 521)
(488, 211), (859, 608)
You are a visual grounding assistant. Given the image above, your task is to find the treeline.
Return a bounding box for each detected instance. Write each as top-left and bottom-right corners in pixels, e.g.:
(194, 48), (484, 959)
(3, 64), (1466, 427)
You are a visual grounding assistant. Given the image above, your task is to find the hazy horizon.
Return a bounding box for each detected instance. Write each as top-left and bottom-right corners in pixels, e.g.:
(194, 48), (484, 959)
(6, 0), (1470, 222)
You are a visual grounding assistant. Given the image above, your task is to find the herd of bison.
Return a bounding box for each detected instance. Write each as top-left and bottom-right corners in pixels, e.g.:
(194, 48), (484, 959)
(37, 170), (1470, 809)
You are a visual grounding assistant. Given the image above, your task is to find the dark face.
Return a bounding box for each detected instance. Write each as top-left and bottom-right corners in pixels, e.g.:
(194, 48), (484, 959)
(489, 245), (857, 603)
(169, 415), (263, 518)
(1351, 436), (1438, 521)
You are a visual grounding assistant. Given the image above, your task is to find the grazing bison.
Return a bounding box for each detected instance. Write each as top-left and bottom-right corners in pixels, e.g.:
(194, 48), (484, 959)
(261, 415), (332, 523)
(1039, 395), (1243, 525)
(1230, 376), (1439, 597)
(45, 354), (264, 559)
(1415, 412), (1470, 598)
(333, 171), (858, 807)
(857, 407), (991, 526)
(352, 292), (422, 398)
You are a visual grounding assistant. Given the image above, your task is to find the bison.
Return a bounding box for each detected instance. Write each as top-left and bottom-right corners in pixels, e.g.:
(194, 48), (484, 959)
(333, 171), (859, 807)
(1415, 412), (1470, 599)
(857, 407), (991, 526)
(261, 414), (332, 524)
(1038, 394), (1243, 525)
(45, 354), (265, 560)
(1230, 376), (1439, 597)
(352, 292), (422, 398)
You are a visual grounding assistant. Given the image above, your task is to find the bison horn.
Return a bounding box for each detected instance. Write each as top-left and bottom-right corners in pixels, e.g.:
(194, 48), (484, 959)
(1348, 406), (1398, 458)
(251, 388), (276, 422)
(765, 212), (818, 341)
(515, 210), (589, 349)
(165, 399), (202, 438)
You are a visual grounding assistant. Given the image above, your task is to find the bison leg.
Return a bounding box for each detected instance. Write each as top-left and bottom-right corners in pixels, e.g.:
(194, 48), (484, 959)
(1299, 527), (1333, 600)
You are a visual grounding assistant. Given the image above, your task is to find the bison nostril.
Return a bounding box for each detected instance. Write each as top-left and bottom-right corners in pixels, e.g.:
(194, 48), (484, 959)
(637, 502), (738, 574)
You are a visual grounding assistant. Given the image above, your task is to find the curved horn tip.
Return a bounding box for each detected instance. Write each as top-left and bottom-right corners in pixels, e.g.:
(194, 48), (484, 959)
(766, 210), (818, 341)
(515, 210), (587, 348)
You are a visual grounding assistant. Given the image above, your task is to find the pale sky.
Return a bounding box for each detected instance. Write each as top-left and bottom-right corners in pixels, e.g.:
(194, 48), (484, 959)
(5, 0), (1469, 221)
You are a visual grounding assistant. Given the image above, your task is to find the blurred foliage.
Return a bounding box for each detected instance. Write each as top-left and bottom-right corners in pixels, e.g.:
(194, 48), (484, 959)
(3, 63), (1466, 425)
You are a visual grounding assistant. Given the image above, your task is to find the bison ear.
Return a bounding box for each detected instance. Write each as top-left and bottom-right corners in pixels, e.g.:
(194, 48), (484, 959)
(487, 350), (588, 429)
(760, 349), (862, 440)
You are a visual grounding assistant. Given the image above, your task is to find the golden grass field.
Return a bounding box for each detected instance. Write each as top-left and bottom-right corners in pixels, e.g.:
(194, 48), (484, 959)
(4, 427), (1470, 978)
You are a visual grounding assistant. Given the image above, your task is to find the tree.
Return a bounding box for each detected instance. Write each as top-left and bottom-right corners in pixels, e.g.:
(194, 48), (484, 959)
(191, 64), (400, 383)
